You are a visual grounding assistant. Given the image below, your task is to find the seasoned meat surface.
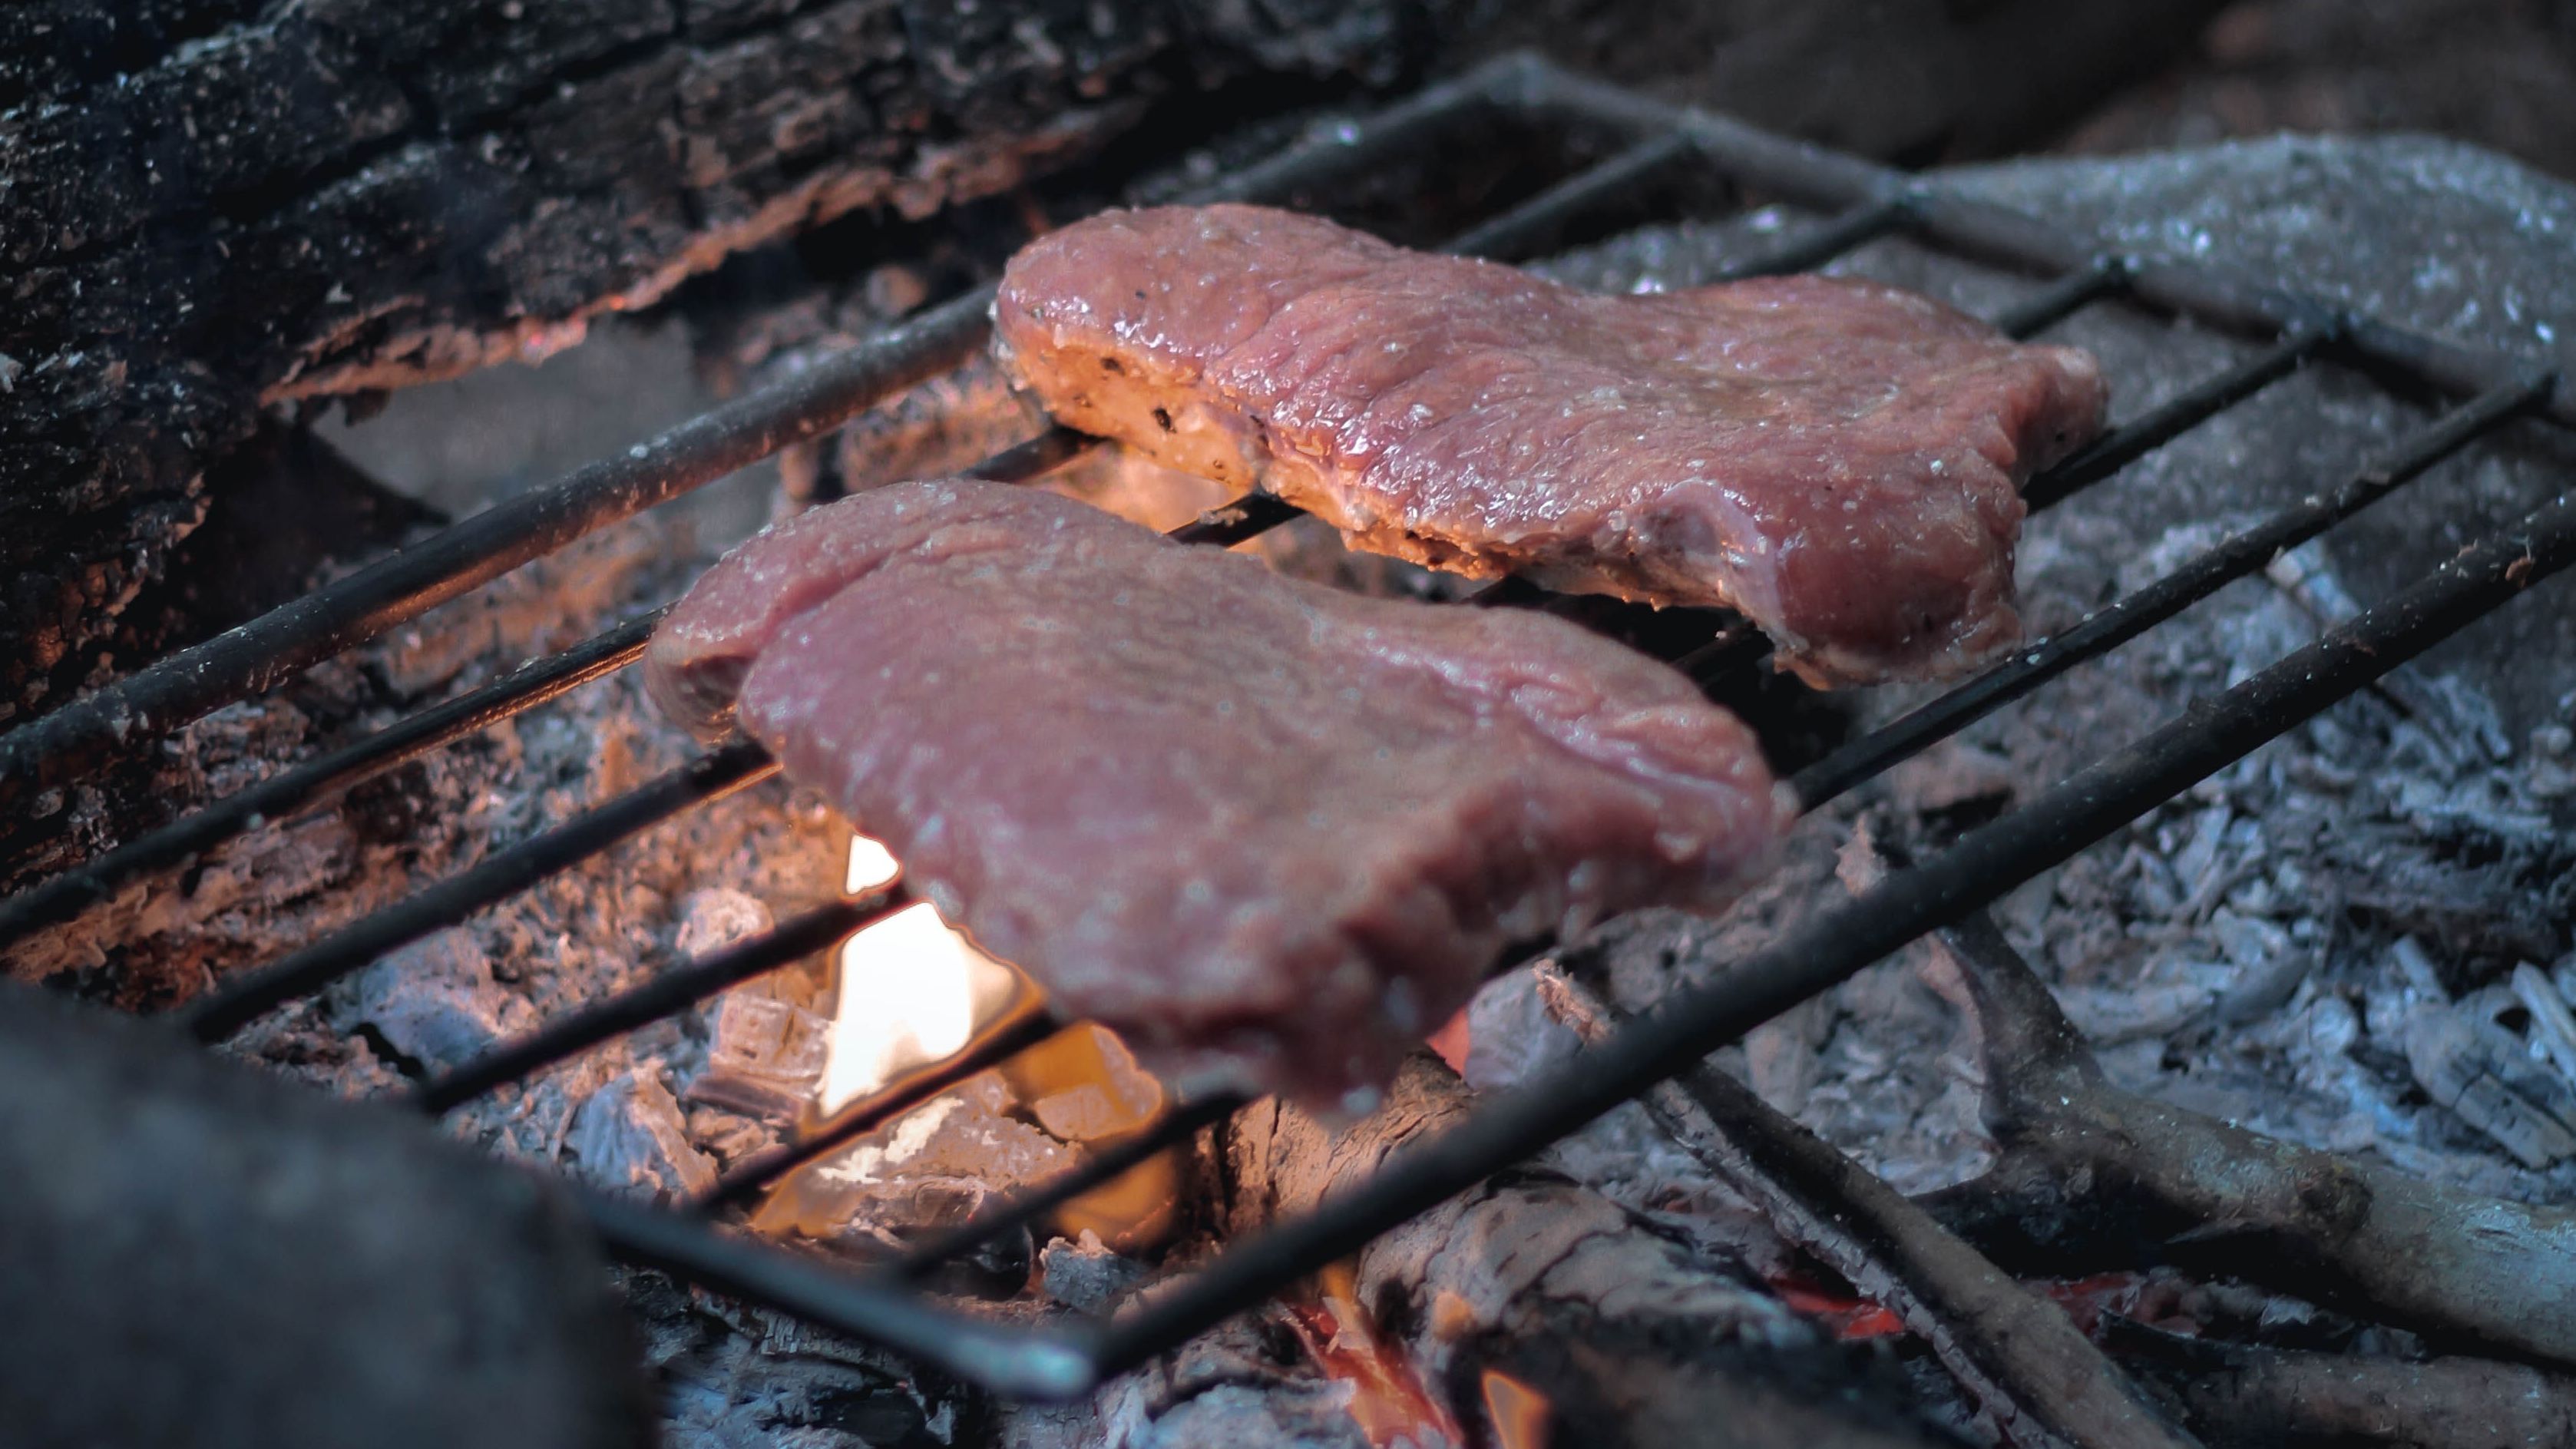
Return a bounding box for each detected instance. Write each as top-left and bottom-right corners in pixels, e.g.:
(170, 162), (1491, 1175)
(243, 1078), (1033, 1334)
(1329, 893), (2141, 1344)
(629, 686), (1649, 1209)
(646, 481), (1789, 1106)
(992, 204), (2110, 686)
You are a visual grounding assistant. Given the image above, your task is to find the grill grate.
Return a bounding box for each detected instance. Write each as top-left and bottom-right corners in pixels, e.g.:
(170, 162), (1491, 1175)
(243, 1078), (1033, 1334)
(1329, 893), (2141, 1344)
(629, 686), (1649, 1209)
(2, 51), (2569, 1404)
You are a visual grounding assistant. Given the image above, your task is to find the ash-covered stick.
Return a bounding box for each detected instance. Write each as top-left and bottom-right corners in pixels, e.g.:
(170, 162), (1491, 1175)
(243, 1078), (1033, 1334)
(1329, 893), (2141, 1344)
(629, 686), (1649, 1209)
(1208, 1056), (1943, 1449)
(1533, 964), (2199, 1449)
(2102, 1318), (2576, 1449)
(1903, 892), (2576, 1367)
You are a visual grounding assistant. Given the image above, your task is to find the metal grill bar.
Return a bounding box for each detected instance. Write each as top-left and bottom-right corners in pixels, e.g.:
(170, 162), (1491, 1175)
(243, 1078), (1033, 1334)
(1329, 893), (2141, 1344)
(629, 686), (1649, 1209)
(1085, 473), (2576, 1380)
(178, 740), (779, 1041)
(1992, 255), (2136, 340)
(964, 426), (1100, 485)
(1167, 494), (1310, 549)
(580, 1193), (1103, 1400)
(1789, 373), (2555, 809)
(0, 613), (661, 952)
(408, 891), (905, 1115)
(1716, 193), (1921, 280)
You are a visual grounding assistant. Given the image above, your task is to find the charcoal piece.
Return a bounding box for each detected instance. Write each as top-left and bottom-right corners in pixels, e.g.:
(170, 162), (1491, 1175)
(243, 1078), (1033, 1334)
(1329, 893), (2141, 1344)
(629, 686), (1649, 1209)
(567, 1069), (723, 1205)
(751, 1073), (1077, 1247)
(690, 989), (832, 1121)
(1038, 1232), (1149, 1314)
(0, 981), (648, 1449)
(342, 926), (539, 1073)
(2404, 994), (2576, 1169)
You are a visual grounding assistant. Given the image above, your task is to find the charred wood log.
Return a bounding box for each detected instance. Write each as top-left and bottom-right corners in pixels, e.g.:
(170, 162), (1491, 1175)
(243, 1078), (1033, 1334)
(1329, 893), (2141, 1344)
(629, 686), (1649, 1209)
(1533, 963), (2201, 1449)
(0, 0), (1442, 721)
(1914, 910), (2576, 1368)
(2102, 1319), (2576, 1449)
(1208, 1054), (1947, 1449)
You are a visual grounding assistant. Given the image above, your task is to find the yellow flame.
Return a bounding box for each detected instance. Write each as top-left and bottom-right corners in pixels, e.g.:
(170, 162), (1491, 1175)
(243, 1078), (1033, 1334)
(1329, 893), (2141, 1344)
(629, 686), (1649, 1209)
(845, 834), (901, 893)
(818, 835), (1018, 1113)
(794, 833), (1181, 1253)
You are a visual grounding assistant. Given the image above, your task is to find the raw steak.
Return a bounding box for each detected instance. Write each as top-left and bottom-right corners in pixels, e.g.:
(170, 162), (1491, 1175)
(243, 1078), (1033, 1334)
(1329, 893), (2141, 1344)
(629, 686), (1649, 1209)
(991, 204), (2110, 686)
(647, 481), (1789, 1107)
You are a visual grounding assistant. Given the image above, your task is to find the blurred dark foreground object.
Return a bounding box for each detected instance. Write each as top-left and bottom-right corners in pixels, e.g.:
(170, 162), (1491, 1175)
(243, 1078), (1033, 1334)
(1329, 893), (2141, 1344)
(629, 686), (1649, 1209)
(0, 981), (651, 1449)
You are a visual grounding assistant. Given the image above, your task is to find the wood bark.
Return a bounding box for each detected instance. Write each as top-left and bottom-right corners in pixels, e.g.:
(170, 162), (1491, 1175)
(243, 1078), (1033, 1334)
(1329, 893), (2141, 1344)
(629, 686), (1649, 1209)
(0, 0), (1438, 720)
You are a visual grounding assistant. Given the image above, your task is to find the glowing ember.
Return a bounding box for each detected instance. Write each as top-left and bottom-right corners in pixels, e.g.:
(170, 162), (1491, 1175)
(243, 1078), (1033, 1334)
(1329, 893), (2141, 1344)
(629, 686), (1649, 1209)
(1479, 1368), (1553, 1449)
(1282, 1262), (1465, 1449)
(1425, 1005), (1472, 1076)
(999, 1024), (1179, 1252)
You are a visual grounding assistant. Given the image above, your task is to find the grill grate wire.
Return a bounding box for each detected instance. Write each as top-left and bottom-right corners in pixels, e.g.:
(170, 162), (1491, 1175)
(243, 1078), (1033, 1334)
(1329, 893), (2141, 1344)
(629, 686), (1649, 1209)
(0, 50), (2568, 1401)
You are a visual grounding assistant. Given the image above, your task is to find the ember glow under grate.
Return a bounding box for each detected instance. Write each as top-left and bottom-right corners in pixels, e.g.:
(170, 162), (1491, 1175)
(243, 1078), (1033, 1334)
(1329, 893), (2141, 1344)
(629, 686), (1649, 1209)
(1, 50), (2569, 1407)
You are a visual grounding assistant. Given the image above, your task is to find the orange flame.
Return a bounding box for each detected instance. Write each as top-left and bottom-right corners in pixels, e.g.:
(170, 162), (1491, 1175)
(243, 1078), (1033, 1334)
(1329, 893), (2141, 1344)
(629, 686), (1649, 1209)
(1281, 1262), (1466, 1449)
(1480, 1368), (1553, 1449)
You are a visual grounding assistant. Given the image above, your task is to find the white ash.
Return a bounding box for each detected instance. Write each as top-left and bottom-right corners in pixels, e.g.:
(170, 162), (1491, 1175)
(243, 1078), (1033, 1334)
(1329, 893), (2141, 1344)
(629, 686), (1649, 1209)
(673, 887), (775, 960)
(1039, 1232), (1151, 1315)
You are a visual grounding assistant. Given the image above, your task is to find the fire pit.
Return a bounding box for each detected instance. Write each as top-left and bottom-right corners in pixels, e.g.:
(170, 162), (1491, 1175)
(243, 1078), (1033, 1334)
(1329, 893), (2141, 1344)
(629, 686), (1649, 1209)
(5, 41), (2575, 1449)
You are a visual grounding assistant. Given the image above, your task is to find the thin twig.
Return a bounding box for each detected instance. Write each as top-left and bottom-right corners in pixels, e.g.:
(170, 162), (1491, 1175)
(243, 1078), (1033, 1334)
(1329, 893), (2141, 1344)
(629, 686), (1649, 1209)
(1536, 964), (2201, 1449)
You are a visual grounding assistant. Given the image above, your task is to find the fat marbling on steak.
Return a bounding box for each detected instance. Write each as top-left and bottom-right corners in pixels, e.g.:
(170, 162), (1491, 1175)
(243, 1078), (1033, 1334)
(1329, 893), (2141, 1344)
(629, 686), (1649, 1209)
(646, 480), (1790, 1106)
(992, 204), (2110, 686)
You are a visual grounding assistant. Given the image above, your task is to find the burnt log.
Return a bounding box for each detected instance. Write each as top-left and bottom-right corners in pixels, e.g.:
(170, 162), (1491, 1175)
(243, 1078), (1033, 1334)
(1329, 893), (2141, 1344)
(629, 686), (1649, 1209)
(1209, 1054), (1946, 1449)
(2104, 1320), (2576, 1449)
(0, 979), (650, 1449)
(0, 0), (1442, 721)
(1915, 911), (2576, 1368)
